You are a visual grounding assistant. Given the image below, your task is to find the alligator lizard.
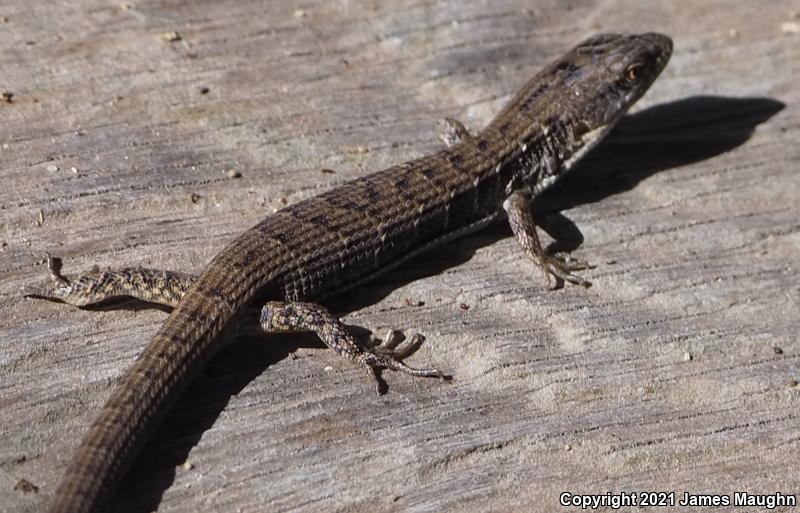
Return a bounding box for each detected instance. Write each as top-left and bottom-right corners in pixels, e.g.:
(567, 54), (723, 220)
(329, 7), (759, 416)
(30, 33), (672, 513)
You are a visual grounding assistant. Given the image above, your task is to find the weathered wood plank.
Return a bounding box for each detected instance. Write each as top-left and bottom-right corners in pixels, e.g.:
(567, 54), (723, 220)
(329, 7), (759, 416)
(1, 1), (799, 512)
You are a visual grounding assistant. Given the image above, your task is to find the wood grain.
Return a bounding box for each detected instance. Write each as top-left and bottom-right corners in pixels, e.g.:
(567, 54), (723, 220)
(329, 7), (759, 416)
(1, 1), (798, 512)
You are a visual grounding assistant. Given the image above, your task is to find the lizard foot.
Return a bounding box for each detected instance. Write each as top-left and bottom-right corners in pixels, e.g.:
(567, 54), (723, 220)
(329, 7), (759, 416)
(541, 252), (594, 289)
(261, 301), (450, 394)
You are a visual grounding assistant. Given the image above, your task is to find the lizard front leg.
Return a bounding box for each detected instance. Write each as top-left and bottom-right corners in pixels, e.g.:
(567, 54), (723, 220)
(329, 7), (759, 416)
(25, 254), (195, 308)
(437, 117), (473, 147)
(503, 191), (592, 288)
(260, 301), (447, 394)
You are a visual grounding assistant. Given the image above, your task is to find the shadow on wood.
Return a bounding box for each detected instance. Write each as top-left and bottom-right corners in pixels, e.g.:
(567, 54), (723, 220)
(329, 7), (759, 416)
(539, 95), (785, 253)
(546, 95), (786, 208)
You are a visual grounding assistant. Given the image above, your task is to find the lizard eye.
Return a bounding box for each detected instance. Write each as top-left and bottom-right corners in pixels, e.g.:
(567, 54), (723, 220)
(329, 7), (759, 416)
(624, 63), (644, 83)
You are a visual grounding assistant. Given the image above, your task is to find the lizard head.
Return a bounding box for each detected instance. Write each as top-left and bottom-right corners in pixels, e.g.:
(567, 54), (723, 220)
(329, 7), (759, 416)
(568, 32), (672, 124)
(489, 33), (672, 194)
(539, 32), (673, 174)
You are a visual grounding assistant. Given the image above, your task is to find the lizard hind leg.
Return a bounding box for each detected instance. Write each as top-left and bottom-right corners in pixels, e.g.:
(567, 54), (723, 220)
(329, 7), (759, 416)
(25, 253), (196, 308)
(260, 301), (448, 394)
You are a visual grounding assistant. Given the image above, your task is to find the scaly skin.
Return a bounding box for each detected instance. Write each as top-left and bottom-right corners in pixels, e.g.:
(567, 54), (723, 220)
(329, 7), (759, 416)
(32, 33), (671, 513)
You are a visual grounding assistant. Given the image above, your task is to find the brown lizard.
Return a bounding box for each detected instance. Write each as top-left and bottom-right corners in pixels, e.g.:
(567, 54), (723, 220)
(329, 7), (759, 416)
(29, 33), (672, 513)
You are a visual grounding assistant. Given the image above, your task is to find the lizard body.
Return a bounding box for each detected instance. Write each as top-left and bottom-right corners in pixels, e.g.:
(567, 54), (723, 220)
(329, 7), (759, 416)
(31, 33), (672, 513)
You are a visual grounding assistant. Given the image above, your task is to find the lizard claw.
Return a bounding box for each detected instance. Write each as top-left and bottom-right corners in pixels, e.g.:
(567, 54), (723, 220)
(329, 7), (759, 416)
(540, 252), (593, 289)
(361, 334), (450, 395)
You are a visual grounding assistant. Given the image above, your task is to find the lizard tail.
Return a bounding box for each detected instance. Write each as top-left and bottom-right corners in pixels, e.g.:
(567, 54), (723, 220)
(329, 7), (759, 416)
(46, 236), (269, 513)
(46, 290), (234, 513)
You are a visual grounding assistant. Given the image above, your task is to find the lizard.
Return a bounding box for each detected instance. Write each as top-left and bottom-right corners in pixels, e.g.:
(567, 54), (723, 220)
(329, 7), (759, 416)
(28, 33), (672, 513)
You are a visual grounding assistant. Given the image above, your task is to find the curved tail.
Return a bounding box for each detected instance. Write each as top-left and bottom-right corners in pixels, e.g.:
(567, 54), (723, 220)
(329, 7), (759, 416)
(47, 290), (232, 513)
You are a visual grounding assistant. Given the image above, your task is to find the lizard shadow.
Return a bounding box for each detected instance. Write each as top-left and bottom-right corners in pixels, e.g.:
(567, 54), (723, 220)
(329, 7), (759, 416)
(111, 94), (783, 512)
